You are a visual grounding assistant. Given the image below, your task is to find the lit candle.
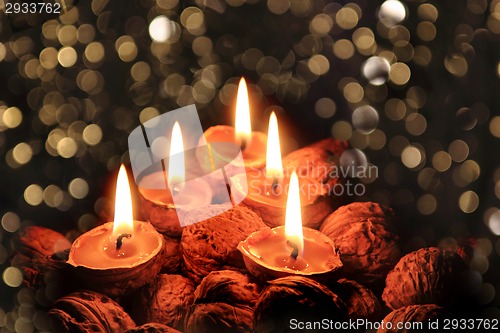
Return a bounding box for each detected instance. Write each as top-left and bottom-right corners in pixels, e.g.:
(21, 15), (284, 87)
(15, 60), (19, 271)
(67, 165), (166, 297)
(266, 112), (284, 190)
(137, 121), (213, 236)
(231, 113), (330, 228)
(237, 171), (342, 282)
(198, 77), (267, 170)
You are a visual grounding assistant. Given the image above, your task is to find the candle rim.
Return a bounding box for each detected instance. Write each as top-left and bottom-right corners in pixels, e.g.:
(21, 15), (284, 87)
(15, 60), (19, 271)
(237, 225), (342, 276)
(67, 221), (164, 270)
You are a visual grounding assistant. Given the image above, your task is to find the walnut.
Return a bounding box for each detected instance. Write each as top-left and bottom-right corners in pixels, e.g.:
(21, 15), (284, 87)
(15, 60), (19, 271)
(13, 226), (70, 258)
(382, 247), (466, 310)
(254, 276), (347, 333)
(181, 205), (267, 284)
(12, 250), (70, 294)
(329, 278), (382, 320)
(138, 194), (183, 237)
(184, 270), (261, 333)
(320, 202), (401, 288)
(125, 323), (182, 333)
(130, 274), (195, 331)
(377, 305), (446, 333)
(162, 236), (181, 274)
(49, 291), (136, 333)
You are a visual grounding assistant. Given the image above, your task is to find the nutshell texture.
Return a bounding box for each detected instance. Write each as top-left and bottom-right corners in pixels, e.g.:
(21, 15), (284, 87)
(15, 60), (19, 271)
(13, 226), (71, 258)
(181, 205), (267, 284)
(184, 270), (261, 333)
(132, 274), (195, 330)
(382, 247), (466, 310)
(329, 278), (382, 320)
(254, 276), (347, 333)
(49, 291), (136, 333)
(161, 236), (181, 274)
(125, 323), (182, 333)
(377, 304), (446, 333)
(320, 202), (400, 287)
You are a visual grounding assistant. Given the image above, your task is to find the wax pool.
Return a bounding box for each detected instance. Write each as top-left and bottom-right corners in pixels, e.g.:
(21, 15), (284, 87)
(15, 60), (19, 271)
(240, 226), (337, 274)
(68, 221), (161, 269)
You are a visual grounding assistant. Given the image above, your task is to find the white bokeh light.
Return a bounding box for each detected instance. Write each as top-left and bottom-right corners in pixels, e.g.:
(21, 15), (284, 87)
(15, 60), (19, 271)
(379, 0), (406, 26)
(149, 16), (176, 42)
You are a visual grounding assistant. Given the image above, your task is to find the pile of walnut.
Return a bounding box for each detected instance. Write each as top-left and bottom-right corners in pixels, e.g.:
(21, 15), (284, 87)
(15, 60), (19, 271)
(11, 139), (471, 333)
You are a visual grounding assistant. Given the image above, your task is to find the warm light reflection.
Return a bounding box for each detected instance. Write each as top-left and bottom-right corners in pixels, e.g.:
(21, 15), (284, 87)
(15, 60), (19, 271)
(168, 121), (185, 187)
(266, 112), (283, 181)
(284, 171), (304, 256)
(235, 77), (252, 148)
(113, 165), (134, 236)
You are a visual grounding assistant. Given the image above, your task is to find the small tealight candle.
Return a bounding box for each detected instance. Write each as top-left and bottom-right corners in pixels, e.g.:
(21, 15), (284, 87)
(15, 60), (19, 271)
(198, 77), (267, 170)
(67, 165), (165, 297)
(231, 113), (331, 228)
(238, 172), (342, 282)
(138, 121), (213, 237)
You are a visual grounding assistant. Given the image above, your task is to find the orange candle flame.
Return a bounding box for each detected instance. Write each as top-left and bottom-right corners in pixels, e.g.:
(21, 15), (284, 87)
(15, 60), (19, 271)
(113, 164), (134, 237)
(168, 121), (185, 188)
(265, 111), (283, 182)
(235, 77), (252, 148)
(284, 171), (304, 257)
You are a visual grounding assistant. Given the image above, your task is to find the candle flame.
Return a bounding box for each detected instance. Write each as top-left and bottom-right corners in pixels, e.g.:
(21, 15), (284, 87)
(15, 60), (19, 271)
(168, 121), (185, 187)
(284, 171), (304, 257)
(235, 77), (252, 148)
(113, 164), (134, 236)
(265, 112), (283, 181)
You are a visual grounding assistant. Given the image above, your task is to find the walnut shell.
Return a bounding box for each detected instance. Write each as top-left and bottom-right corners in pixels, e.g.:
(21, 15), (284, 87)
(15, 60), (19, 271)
(126, 323), (182, 333)
(181, 205), (267, 284)
(254, 276), (347, 333)
(12, 250), (71, 294)
(329, 278), (382, 320)
(377, 305), (446, 333)
(382, 247), (466, 310)
(49, 291), (136, 333)
(131, 274), (195, 330)
(184, 270), (261, 333)
(320, 202), (400, 288)
(13, 226), (70, 258)
(162, 236), (181, 274)
(138, 194), (183, 237)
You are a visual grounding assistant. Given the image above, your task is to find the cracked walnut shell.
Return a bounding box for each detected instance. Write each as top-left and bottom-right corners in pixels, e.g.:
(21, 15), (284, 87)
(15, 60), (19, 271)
(49, 291), (136, 333)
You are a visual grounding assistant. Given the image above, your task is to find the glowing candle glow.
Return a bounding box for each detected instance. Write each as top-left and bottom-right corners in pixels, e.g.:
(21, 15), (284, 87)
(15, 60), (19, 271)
(113, 165), (134, 238)
(284, 172), (304, 259)
(67, 164), (166, 296)
(237, 171), (342, 281)
(235, 77), (252, 150)
(167, 121), (185, 189)
(266, 112), (284, 186)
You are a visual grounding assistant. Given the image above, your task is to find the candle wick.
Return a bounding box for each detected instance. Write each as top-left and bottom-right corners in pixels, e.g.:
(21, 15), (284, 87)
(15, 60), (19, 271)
(287, 240), (299, 260)
(240, 138), (247, 151)
(271, 177), (279, 194)
(116, 233), (132, 250)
